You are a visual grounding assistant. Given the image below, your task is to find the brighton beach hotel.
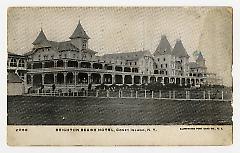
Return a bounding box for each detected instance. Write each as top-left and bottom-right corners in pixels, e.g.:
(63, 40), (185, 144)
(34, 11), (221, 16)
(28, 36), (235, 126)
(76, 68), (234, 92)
(8, 21), (211, 93)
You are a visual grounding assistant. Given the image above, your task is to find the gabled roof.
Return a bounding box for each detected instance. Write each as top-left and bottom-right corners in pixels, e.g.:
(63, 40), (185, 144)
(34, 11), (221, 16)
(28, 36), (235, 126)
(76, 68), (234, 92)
(82, 48), (98, 54)
(32, 29), (51, 47)
(172, 39), (189, 58)
(102, 50), (152, 61)
(56, 41), (80, 52)
(154, 35), (172, 56)
(8, 52), (26, 58)
(196, 52), (204, 61)
(7, 73), (23, 83)
(69, 20), (90, 40)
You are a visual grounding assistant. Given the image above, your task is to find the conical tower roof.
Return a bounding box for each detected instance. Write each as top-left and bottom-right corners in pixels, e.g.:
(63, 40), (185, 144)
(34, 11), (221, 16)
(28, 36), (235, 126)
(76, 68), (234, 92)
(154, 35), (172, 56)
(172, 39), (189, 58)
(196, 52), (204, 61)
(70, 20), (90, 39)
(32, 29), (51, 47)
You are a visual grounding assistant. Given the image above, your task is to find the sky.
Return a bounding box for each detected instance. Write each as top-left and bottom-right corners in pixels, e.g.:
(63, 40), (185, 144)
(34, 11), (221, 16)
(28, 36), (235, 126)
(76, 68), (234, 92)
(7, 7), (232, 86)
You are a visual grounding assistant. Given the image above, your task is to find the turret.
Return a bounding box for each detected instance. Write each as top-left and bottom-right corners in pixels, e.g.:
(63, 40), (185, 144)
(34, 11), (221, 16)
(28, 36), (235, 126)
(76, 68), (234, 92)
(196, 52), (205, 67)
(70, 20), (90, 50)
(32, 28), (51, 48)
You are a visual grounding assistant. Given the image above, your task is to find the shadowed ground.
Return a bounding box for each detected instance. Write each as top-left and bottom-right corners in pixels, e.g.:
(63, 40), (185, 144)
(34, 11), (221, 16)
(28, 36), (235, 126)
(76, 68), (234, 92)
(7, 96), (232, 125)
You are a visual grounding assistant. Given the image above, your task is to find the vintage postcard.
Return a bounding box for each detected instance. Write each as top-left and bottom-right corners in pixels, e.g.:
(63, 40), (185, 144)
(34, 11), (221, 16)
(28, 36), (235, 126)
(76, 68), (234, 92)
(7, 7), (233, 146)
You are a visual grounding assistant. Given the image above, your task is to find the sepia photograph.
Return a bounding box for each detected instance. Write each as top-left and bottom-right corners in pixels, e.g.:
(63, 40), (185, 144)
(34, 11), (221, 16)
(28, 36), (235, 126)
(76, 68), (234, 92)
(6, 6), (233, 146)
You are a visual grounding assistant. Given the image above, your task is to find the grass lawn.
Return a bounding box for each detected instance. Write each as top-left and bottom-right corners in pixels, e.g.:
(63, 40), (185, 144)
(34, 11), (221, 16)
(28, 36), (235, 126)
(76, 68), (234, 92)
(7, 96), (232, 125)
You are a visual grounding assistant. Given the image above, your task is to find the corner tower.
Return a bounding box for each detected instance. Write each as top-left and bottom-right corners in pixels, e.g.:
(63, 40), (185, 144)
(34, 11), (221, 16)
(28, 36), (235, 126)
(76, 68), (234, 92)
(196, 52), (206, 67)
(70, 20), (90, 50)
(153, 35), (172, 76)
(32, 28), (51, 48)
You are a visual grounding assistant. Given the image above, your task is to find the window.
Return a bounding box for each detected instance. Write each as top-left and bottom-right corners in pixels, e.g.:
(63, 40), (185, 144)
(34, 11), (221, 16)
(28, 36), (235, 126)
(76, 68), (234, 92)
(135, 62), (137, 65)
(163, 58), (166, 61)
(73, 54), (76, 58)
(51, 55), (54, 59)
(130, 62), (132, 65)
(82, 40), (87, 49)
(161, 64), (163, 68)
(166, 71), (168, 75)
(165, 64), (167, 68)
(158, 58), (160, 62)
(155, 65), (158, 69)
(59, 54), (62, 59)
(10, 58), (17, 67)
(64, 54), (67, 58)
(18, 59), (25, 67)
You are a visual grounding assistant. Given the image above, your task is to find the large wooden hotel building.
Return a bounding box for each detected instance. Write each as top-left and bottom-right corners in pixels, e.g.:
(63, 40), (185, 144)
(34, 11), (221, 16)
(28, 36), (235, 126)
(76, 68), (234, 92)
(8, 21), (209, 93)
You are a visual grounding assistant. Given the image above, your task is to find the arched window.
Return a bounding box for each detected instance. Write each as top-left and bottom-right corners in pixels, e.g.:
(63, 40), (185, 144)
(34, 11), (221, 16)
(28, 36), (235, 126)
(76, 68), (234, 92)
(10, 58), (17, 67)
(18, 59), (25, 67)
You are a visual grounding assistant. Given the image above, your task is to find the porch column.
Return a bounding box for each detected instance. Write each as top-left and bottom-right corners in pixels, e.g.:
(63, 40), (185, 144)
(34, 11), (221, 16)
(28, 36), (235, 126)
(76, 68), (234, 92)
(74, 72), (77, 86)
(42, 73), (45, 85)
(100, 73), (104, 84)
(63, 72), (67, 85)
(112, 74), (115, 84)
(64, 60), (67, 68)
(88, 73), (91, 84)
(140, 76), (143, 84)
(53, 73), (57, 84)
(131, 75), (134, 85)
(16, 59), (20, 68)
(54, 61), (57, 67)
(147, 76), (150, 84)
(31, 74), (34, 87)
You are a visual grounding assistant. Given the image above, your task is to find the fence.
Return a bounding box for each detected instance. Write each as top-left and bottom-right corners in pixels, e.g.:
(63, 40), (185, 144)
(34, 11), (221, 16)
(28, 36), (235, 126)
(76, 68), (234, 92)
(27, 89), (232, 101)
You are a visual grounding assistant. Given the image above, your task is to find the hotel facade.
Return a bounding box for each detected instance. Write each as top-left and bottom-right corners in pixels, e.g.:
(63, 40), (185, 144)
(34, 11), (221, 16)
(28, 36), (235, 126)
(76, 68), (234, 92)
(8, 21), (210, 93)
